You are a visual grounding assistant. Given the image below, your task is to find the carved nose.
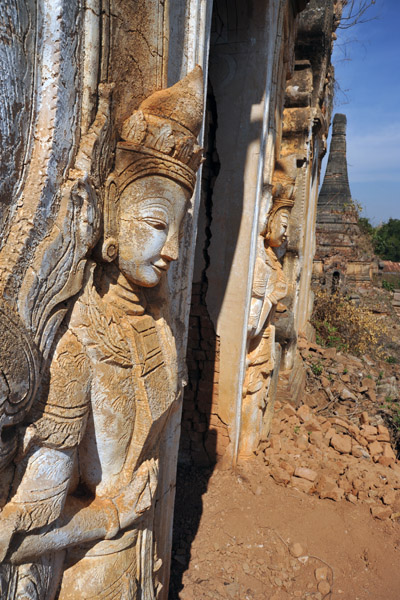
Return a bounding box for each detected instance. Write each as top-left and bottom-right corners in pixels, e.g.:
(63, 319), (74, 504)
(161, 233), (179, 262)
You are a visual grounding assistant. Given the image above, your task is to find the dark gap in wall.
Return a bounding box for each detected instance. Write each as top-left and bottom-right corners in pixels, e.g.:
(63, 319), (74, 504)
(170, 68), (222, 600)
(201, 79), (220, 296)
(178, 78), (222, 468)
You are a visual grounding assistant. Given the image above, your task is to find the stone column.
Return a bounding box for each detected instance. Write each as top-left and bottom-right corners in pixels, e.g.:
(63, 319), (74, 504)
(180, 0), (311, 466)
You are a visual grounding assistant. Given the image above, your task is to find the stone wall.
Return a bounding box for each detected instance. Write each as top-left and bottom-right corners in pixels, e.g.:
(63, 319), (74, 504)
(0, 2), (212, 598)
(180, 0), (341, 466)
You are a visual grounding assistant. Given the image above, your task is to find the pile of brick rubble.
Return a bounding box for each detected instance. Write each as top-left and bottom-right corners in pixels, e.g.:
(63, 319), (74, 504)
(263, 399), (400, 520)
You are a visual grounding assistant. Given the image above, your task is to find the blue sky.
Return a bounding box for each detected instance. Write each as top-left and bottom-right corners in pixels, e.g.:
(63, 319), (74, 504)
(321, 0), (400, 224)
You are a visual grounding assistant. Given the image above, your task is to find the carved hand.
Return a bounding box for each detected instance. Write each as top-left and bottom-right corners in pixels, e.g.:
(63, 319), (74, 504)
(7, 459), (160, 564)
(248, 298), (262, 337)
(113, 458), (159, 530)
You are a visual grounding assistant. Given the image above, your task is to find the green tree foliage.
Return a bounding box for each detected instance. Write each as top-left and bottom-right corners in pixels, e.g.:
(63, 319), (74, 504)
(358, 217), (400, 261)
(373, 219), (400, 261)
(358, 217), (374, 236)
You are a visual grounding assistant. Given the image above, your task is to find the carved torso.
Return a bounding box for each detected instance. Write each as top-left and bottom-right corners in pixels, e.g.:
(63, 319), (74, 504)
(3, 262), (178, 598)
(70, 263), (176, 498)
(33, 261), (177, 500)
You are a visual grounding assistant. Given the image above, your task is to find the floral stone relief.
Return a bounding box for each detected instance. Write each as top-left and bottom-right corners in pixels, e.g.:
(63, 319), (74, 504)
(0, 67), (204, 600)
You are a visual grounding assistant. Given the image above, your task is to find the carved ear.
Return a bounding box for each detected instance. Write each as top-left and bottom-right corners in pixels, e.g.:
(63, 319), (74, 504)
(102, 176), (120, 261)
(102, 237), (119, 262)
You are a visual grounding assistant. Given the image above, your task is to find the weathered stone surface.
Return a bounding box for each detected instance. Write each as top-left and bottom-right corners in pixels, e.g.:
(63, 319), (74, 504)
(340, 387), (357, 401)
(294, 467), (318, 482)
(313, 113), (375, 291)
(271, 467), (291, 486)
(370, 506), (392, 520)
(382, 491), (397, 506)
(280, 460), (295, 476)
(315, 566), (329, 582)
(289, 543), (304, 558)
(331, 433), (352, 454)
(310, 431), (324, 447)
(382, 444), (397, 460)
(318, 580), (331, 595)
(352, 445), (370, 460)
(291, 477), (315, 494)
(368, 441), (384, 457)
(360, 411), (370, 425)
(362, 425), (378, 436)
(296, 434), (310, 450)
(0, 43), (205, 598)
(316, 476), (344, 502)
(297, 404), (312, 422)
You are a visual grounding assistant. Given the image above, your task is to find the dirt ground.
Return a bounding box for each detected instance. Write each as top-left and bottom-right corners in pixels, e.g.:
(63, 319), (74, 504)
(170, 342), (400, 599)
(170, 292), (400, 599)
(170, 458), (400, 600)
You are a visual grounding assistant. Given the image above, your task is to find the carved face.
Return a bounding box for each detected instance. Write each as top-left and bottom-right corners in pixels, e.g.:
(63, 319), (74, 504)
(117, 175), (190, 287)
(268, 208), (289, 248)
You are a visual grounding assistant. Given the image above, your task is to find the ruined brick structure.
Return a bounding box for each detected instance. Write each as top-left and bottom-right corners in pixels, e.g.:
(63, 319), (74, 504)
(180, 0), (343, 467)
(313, 113), (375, 291)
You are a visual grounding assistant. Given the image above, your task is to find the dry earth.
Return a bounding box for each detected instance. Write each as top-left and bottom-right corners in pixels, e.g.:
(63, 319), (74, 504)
(170, 339), (400, 599)
(170, 459), (400, 600)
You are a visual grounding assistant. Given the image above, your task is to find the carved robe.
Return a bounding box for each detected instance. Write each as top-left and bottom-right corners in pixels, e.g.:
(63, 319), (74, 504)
(3, 261), (178, 599)
(240, 245), (287, 455)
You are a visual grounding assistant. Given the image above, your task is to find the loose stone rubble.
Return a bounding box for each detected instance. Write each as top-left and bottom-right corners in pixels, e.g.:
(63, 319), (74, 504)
(171, 336), (400, 598)
(263, 336), (400, 520)
(264, 401), (400, 516)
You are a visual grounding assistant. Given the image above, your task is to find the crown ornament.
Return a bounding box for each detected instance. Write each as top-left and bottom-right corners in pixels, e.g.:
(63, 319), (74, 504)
(115, 66), (204, 193)
(269, 156), (297, 219)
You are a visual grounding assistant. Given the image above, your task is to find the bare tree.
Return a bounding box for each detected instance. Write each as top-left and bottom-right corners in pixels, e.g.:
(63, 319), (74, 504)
(337, 0), (377, 30)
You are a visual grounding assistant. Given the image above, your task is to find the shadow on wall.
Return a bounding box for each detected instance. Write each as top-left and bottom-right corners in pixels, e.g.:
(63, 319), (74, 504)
(179, 77), (222, 470)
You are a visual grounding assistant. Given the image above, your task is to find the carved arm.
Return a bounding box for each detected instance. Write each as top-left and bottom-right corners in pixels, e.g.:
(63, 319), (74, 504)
(7, 458), (158, 564)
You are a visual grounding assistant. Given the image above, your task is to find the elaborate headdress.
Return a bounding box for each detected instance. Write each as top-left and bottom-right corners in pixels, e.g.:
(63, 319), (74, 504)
(101, 67), (204, 262)
(113, 66), (204, 194)
(269, 156), (297, 222)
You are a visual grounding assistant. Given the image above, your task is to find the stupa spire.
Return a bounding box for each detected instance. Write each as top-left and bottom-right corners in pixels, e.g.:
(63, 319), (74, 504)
(318, 113), (352, 210)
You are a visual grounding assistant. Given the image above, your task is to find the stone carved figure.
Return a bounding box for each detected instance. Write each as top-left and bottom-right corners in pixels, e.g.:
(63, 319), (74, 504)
(241, 158), (296, 455)
(0, 67), (203, 600)
(0, 80), (115, 598)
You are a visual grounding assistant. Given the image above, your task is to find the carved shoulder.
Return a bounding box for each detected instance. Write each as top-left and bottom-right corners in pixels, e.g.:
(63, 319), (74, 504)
(31, 329), (91, 450)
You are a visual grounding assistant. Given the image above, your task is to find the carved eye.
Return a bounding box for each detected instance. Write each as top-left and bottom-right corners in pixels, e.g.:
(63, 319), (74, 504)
(144, 218), (167, 231)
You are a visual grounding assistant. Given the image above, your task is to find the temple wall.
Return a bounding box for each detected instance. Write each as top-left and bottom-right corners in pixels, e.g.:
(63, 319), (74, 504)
(180, 0), (340, 465)
(0, 0), (341, 596)
(0, 2), (212, 597)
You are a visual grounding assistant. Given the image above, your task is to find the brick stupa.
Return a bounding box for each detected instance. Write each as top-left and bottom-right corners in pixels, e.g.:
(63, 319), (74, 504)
(313, 113), (374, 291)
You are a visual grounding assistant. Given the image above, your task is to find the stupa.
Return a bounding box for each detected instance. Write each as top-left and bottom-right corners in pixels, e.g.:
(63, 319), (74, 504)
(313, 113), (374, 291)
